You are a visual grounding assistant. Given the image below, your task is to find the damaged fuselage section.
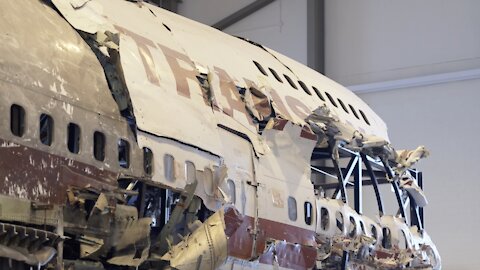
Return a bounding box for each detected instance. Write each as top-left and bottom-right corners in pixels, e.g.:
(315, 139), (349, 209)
(0, 0), (440, 269)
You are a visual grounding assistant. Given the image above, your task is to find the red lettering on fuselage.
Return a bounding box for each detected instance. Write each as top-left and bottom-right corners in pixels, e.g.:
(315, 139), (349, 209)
(156, 43), (197, 98)
(115, 26), (161, 87)
(215, 67), (254, 125)
(117, 25), (312, 126)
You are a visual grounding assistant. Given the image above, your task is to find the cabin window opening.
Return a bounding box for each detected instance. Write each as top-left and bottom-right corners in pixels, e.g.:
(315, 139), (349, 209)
(287, 196), (297, 221)
(10, 104), (25, 137)
(164, 154), (175, 181)
(336, 212), (344, 234)
(253, 61), (268, 76)
(93, 131), (106, 161)
(325, 92), (338, 107)
(337, 98), (349, 114)
(360, 221), (366, 235)
(349, 104), (360, 119)
(283, 75), (298, 89)
(67, 123), (81, 154)
(39, 114), (53, 146)
(320, 207), (329, 231)
(371, 225), (378, 241)
(359, 110), (371, 125)
(304, 201), (313, 225)
(227, 179), (236, 204)
(118, 139), (130, 168)
(143, 147), (154, 175)
(399, 230), (408, 249)
(298, 81), (312, 95)
(269, 68), (283, 82)
(348, 216), (357, 237)
(204, 167), (214, 196)
(382, 227), (392, 249)
(185, 161), (196, 184)
(162, 23), (171, 32)
(312, 86), (325, 101)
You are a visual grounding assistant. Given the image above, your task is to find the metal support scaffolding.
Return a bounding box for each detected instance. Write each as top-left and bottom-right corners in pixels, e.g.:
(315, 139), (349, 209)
(312, 147), (426, 221)
(381, 159), (408, 224)
(354, 159), (362, 214)
(310, 146), (430, 267)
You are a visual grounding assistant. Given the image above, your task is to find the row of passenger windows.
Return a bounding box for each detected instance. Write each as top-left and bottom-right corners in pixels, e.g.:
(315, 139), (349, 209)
(287, 196), (314, 226)
(10, 104), (132, 169)
(317, 207), (408, 249)
(253, 61), (371, 126)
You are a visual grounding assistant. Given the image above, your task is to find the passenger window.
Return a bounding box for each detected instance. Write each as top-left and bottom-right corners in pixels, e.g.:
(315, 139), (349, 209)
(39, 114), (53, 146)
(371, 225), (378, 241)
(312, 86), (325, 101)
(349, 104), (360, 119)
(325, 92), (338, 107)
(360, 221), (366, 235)
(93, 131), (105, 161)
(288, 196), (297, 221)
(204, 167), (214, 196)
(382, 227), (392, 249)
(227, 179), (236, 204)
(118, 139), (130, 168)
(143, 147), (154, 175)
(400, 230), (408, 249)
(283, 75), (298, 89)
(320, 207), (329, 230)
(185, 161), (196, 183)
(359, 110), (371, 125)
(336, 212), (344, 234)
(337, 98), (349, 114)
(67, 123), (81, 154)
(304, 201), (313, 225)
(269, 68), (283, 82)
(10, 104), (25, 137)
(253, 61), (268, 76)
(164, 154), (175, 181)
(298, 81), (312, 95)
(348, 216), (357, 237)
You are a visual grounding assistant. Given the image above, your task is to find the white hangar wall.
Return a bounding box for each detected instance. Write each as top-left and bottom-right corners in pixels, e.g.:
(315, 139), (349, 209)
(178, 0), (308, 65)
(325, 1), (480, 269)
(359, 79), (480, 270)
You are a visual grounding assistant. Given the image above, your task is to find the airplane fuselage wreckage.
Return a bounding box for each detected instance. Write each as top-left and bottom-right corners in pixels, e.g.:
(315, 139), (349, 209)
(0, 1), (441, 269)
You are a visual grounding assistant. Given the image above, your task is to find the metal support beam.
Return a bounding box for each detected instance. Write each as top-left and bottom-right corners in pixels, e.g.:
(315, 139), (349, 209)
(361, 153), (384, 216)
(382, 159), (408, 223)
(354, 159), (363, 214)
(333, 155), (358, 200)
(341, 250), (349, 270)
(212, 0), (276, 30)
(332, 157), (347, 203)
(408, 170), (423, 230)
(307, 0), (325, 73)
(418, 172), (424, 228)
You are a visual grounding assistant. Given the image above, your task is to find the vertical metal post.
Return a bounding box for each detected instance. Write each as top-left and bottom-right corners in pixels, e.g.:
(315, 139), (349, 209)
(408, 170), (423, 230)
(332, 158), (347, 203)
(418, 172), (424, 228)
(354, 156), (362, 214)
(341, 250), (349, 270)
(382, 159), (407, 223)
(307, 0), (325, 73)
(332, 155), (357, 200)
(361, 153), (384, 216)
